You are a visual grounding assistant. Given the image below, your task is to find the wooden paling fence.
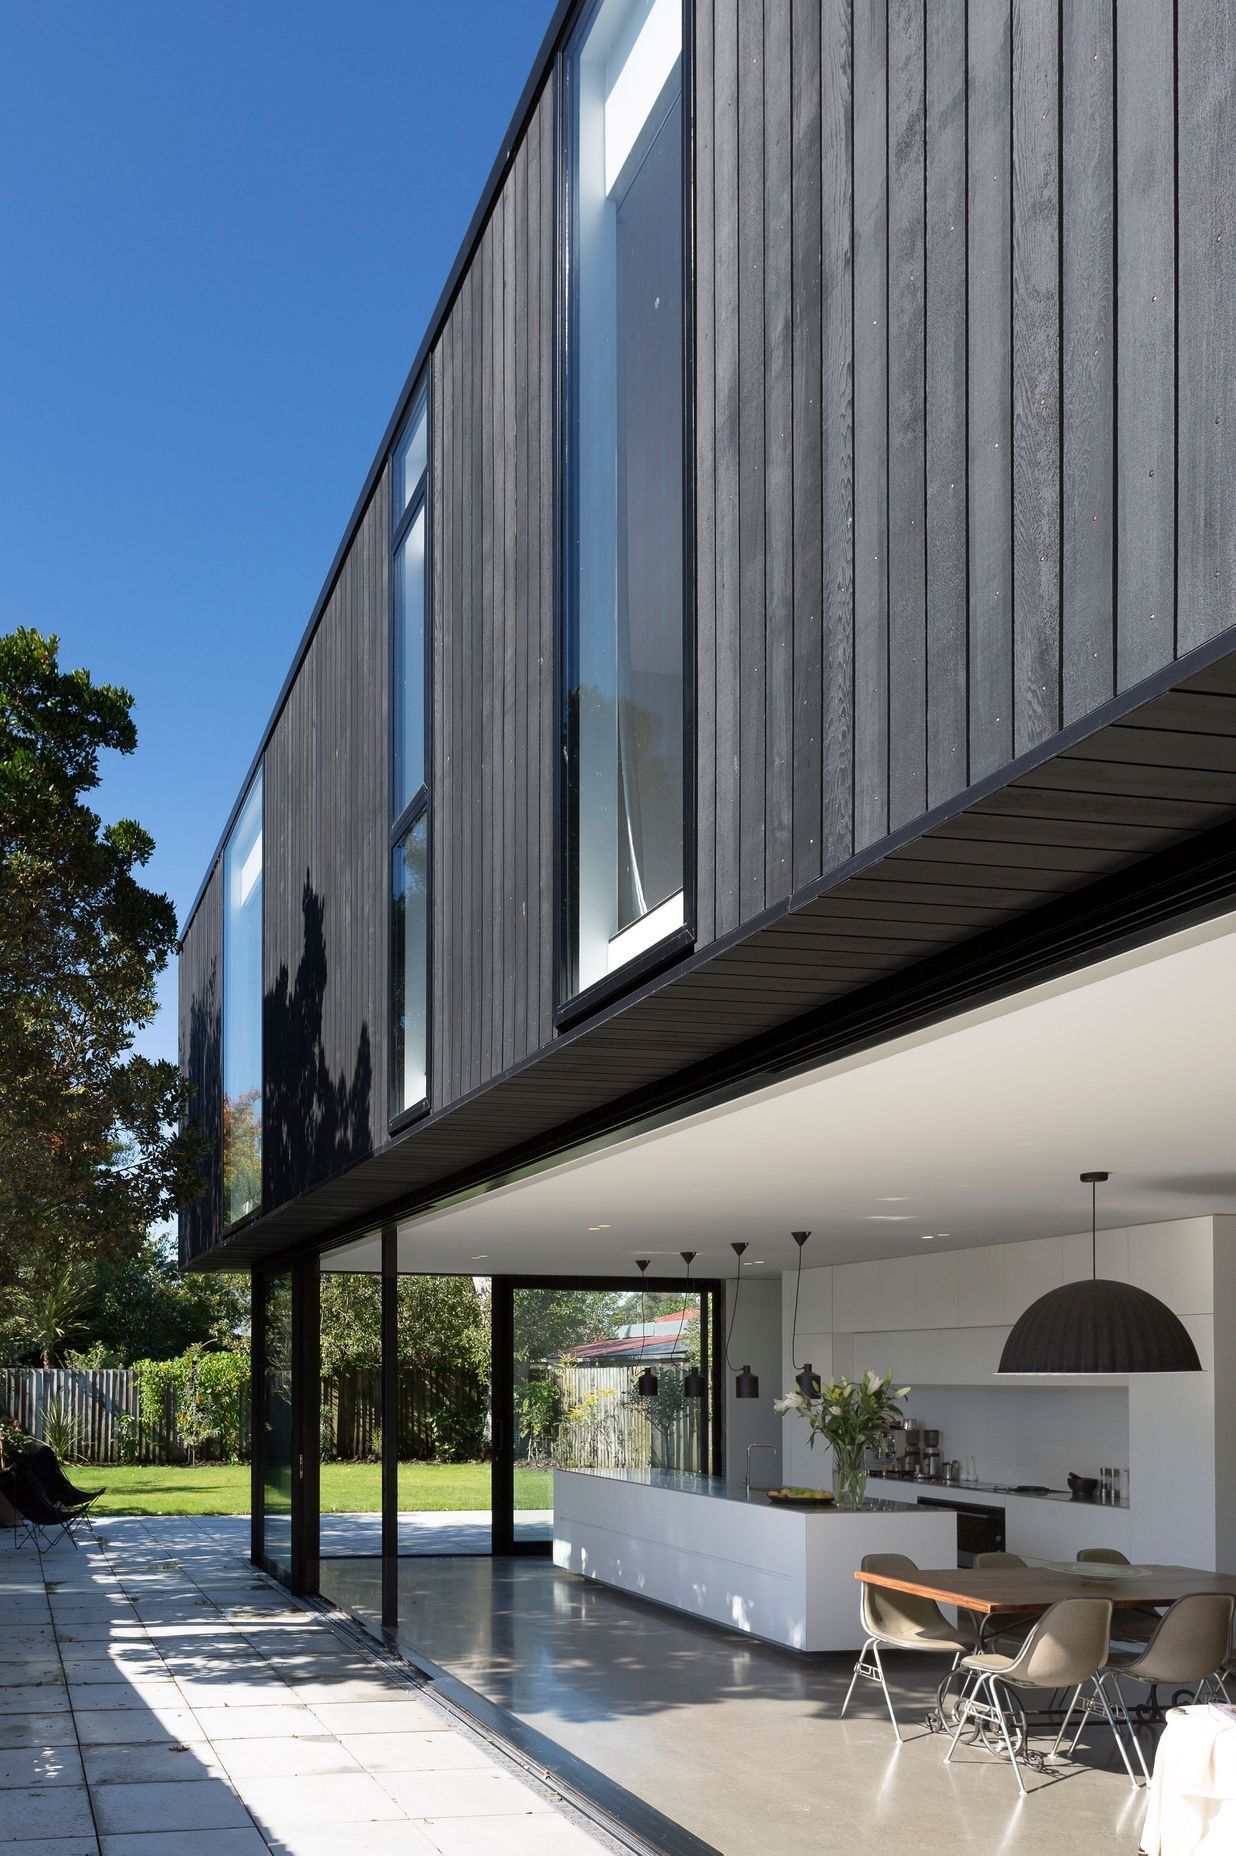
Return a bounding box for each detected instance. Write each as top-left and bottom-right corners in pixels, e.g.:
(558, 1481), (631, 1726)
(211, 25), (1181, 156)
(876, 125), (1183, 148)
(1, 1365), (484, 1466)
(538, 1364), (705, 1473)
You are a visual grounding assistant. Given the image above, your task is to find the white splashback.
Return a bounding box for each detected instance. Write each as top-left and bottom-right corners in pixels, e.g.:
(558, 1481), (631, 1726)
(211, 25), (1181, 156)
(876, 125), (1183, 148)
(900, 1386), (1128, 1490)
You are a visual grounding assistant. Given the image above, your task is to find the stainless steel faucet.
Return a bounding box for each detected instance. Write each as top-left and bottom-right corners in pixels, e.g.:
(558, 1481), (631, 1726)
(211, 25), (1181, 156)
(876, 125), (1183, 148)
(746, 1442), (778, 1496)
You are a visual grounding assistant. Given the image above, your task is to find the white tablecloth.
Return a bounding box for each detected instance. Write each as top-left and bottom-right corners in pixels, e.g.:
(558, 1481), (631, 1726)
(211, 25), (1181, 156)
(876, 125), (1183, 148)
(1142, 1705), (1236, 1855)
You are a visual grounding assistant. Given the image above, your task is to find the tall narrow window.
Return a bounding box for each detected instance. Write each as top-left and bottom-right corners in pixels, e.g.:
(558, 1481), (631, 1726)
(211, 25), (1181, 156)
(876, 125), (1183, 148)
(564, 0), (687, 1000)
(223, 768), (263, 1226)
(390, 388), (430, 1119)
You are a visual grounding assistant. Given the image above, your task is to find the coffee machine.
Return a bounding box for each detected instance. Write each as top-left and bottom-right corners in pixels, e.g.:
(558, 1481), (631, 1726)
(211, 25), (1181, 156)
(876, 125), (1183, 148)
(922, 1429), (942, 1479)
(893, 1416), (922, 1478)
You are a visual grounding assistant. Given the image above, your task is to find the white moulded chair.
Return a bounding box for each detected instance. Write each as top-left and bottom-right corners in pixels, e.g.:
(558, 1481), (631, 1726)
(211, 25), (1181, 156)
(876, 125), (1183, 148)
(841, 1552), (970, 1742)
(944, 1595), (1137, 1795)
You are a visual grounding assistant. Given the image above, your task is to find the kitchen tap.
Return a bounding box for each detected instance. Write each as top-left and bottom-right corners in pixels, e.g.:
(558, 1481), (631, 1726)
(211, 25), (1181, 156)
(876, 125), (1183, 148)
(746, 1442), (778, 1496)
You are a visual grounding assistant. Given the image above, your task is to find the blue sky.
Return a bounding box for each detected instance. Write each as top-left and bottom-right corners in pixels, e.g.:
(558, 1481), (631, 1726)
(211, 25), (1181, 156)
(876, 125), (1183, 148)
(1, 0), (552, 1068)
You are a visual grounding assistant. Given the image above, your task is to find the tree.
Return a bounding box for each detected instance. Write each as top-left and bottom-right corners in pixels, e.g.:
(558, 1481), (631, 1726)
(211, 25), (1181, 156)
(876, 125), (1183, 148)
(318, 1272), (489, 1382)
(5, 1261), (95, 1367)
(0, 629), (204, 1287)
(85, 1233), (249, 1365)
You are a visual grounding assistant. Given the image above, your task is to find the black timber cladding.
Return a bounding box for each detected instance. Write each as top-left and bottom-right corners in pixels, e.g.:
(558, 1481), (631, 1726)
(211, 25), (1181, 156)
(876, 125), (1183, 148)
(178, 860), (222, 1262)
(179, 0), (1236, 1266)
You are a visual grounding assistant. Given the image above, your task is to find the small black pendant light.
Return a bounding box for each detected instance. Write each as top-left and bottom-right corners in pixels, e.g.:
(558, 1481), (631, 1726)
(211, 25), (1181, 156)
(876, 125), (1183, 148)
(681, 1251), (706, 1399)
(635, 1259), (659, 1398)
(728, 1241), (759, 1399)
(790, 1230), (821, 1397)
(998, 1172), (1203, 1376)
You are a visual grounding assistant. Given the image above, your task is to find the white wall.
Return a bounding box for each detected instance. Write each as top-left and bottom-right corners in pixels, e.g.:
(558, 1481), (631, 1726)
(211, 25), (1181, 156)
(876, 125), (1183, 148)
(778, 1216), (1229, 1568)
(726, 1278), (783, 1484)
(902, 1386), (1128, 1489)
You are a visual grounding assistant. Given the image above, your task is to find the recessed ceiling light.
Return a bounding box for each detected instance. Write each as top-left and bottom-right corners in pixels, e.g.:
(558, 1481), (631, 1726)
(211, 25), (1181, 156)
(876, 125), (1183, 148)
(742, 1259), (765, 1266)
(921, 1234), (934, 1241)
(937, 1233), (951, 1239)
(471, 1254), (488, 1261)
(876, 1196), (908, 1202)
(867, 1214), (911, 1222)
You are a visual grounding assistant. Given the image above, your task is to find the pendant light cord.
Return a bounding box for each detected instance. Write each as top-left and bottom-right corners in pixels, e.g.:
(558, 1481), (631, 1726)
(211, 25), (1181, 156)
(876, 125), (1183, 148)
(1092, 1176), (1097, 1280)
(791, 1240), (804, 1371)
(724, 1254), (743, 1372)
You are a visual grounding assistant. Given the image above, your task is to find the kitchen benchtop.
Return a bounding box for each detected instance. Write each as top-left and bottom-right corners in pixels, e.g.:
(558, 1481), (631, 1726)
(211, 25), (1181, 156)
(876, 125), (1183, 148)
(556, 1465), (920, 1512)
(868, 1469), (1130, 1511)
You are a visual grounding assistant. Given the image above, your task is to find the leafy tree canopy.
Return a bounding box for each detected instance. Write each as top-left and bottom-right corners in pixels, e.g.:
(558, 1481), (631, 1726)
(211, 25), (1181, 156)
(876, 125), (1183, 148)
(318, 1271), (490, 1383)
(0, 628), (204, 1290)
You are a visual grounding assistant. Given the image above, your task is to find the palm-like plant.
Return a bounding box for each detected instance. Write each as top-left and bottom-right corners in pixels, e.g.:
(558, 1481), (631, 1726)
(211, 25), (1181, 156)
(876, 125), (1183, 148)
(11, 1263), (95, 1368)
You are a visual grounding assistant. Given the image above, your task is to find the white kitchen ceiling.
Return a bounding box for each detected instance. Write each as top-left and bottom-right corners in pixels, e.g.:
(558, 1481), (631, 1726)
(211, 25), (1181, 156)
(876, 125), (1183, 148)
(325, 911), (1236, 1281)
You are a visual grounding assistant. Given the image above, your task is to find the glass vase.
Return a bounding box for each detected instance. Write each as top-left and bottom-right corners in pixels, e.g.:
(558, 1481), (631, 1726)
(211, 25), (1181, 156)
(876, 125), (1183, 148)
(832, 1440), (869, 1508)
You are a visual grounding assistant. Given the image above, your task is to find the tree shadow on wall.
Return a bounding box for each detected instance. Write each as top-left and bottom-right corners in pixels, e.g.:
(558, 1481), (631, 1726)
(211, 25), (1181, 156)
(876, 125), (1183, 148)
(264, 873), (372, 1204)
(183, 954), (221, 1260)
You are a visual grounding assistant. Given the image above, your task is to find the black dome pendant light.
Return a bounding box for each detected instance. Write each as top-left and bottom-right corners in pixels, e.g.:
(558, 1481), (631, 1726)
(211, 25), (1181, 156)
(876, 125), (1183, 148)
(790, 1231), (822, 1397)
(635, 1259), (659, 1398)
(681, 1252), (706, 1399)
(728, 1241), (759, 1399)
(998, 1172), (1203, 1376)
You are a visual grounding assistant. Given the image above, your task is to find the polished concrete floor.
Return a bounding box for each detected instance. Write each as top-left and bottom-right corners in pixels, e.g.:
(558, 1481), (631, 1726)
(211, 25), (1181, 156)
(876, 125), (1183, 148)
(320, 1556), (1152, 1856)
(318, 1511), (551, 1558)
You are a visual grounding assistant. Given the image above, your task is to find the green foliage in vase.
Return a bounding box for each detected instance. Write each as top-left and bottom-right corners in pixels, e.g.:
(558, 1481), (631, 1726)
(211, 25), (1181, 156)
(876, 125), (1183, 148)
(774, 1370), (911, 1456)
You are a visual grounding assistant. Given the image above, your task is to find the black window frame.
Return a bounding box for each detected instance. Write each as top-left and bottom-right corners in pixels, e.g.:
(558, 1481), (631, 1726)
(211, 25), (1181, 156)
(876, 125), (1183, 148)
(388, 381), (433, 1132)
(554, 0), (698, 1031)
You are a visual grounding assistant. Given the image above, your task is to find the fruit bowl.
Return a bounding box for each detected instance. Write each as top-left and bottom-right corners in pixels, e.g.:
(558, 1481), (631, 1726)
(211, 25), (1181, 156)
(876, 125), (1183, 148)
(765, 1486), (835, 1503)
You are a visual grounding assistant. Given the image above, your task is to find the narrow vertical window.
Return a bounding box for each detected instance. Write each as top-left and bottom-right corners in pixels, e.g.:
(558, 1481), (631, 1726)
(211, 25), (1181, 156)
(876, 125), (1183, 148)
(223, 768), (263, 1225)
(390, 387), (430, 1119)
(564, 0), (688, 1000)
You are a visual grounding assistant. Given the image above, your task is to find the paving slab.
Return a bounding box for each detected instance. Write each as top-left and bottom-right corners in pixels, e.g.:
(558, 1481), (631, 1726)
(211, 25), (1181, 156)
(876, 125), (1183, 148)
(189, 1706), (318, 1742)
(0, 1745), (85, 1789)
(335, 1731), (492, 1772)
(72, 1710), (204, 1748)
(90, 1778), (255, 1835)
(82, 1743), (227, 1786)
(99, 1834), (270, 1856)
(375, 1767), (553, 1819)
(0, 1716), (79, 1751)
(0, 1783), (97, 1842)
(230, 1770), (407, 1827)
(418, 1818), (606, 1856)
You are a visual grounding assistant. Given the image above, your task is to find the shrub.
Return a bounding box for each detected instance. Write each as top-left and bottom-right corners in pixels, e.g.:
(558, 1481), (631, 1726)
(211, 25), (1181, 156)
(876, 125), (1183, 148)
(40, 1394), (81, 1463)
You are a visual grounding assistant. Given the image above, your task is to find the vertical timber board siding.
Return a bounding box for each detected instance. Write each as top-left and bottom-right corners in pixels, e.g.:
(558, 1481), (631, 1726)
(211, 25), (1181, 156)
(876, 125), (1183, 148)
(177, 862), (222, 1262)
(852, 0), (889, 852)
(430, 77), (556, 1105)
(820, 0), (855, 872)
(887, 0), (927, 828)
(1011, 0), (1061, 755)
(789, 0), (823, 889)
(966, 0), (1013, 780)
(1061, 0), (1115, 724)
(694, 0), (718, 945)
(924, 0), (968, 805)
(1115, 0), (1173, 688)
(712, 0), (741, 936)
(764, 0), (794, 904)
(262, 480), (388, 1206)
(737, 0), (767, 920)
(1177, 0), (1235, 653)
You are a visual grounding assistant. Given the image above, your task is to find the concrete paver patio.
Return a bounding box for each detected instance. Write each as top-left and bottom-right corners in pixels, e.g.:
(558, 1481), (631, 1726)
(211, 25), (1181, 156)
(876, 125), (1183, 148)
(0, 1513), (613, 1856)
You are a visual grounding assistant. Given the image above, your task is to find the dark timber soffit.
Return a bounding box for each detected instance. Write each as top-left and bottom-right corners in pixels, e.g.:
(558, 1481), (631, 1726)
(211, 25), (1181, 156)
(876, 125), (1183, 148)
(192, 645), (1236, 1270)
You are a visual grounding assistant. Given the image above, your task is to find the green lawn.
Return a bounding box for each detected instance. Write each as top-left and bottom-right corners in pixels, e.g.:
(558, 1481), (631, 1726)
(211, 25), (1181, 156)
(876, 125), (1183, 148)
(87, 1461), (552, 1517)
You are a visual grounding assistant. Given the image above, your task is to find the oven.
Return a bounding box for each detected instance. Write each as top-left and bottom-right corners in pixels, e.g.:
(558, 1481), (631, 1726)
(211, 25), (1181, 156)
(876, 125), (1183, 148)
(916, 1495), (1006, 1568)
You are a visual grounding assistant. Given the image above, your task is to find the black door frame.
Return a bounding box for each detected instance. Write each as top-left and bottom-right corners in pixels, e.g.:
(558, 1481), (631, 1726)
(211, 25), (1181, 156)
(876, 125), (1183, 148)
(490, 1273), (726, 1555)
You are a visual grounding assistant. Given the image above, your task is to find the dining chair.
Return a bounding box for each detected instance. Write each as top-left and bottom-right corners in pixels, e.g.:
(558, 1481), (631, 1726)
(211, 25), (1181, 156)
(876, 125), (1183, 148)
(1077, 1547), (1163, 1644)
(841, 1553), (970, 1742)
(944, 1595), (1136, 1795)
(1096, 1592), (1236, 1782)
(973, 1551), (1038, 1651)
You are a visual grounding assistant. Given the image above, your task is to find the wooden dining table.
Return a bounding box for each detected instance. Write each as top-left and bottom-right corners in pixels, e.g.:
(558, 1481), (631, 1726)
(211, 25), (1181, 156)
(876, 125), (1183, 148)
(855, 1562), (1236, 1619)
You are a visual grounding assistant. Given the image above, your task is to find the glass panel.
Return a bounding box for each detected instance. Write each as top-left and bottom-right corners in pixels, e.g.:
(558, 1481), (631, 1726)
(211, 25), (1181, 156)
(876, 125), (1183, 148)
(390, 817), (428, 1116)
(223, 770), (263, 1226)
(513, 1284), (709, 1545)
(393, 506), (426, 816)
(262, 1269), (293, 1571)
(395, 394), (428, 516)
(318, 1244), (382, 1633)
(567, 0), (685, 996)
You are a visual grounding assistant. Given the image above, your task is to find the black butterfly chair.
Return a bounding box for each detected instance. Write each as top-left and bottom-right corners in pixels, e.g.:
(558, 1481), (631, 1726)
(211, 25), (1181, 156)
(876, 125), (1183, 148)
(21, 1444), (105, 1511)
(3, 1459), (90, 1549)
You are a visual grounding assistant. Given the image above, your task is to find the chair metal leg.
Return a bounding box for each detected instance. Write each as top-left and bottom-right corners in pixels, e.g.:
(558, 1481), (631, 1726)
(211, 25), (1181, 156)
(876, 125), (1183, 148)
(871, 1643), (902, 1741)
(1094, 1675), (1143, 1790)
(943, 1676), (976, 1765)
(840, 1638), (874, 1719)
(1049, 1683), (1085, 1758)
(989, 1679), (1027, 1797)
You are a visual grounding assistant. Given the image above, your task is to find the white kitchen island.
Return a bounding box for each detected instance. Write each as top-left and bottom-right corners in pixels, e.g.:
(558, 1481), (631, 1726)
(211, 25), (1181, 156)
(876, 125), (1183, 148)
(553, 1466), (957, 1652)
